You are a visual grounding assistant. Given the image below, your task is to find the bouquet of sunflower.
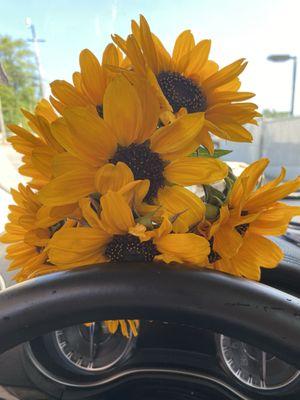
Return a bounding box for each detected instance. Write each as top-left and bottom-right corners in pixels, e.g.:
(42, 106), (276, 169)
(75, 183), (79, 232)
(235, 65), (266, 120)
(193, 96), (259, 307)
(1, 16), (300, 337)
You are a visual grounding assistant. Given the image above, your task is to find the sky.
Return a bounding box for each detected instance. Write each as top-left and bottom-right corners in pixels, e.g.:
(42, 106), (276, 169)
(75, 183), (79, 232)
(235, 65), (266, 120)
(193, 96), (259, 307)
(1, 0), (300, 115)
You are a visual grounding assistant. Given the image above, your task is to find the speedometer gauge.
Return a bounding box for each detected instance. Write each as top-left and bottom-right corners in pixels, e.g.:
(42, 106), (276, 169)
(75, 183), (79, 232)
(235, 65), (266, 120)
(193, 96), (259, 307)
(47, 321), (135, 375)
(217, 334), (300, 391)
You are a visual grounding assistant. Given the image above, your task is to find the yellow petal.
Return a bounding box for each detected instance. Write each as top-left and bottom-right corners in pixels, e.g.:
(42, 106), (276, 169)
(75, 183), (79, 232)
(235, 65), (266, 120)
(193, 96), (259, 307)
(7, 124), (41, 146)
(72, 72), (82, 91)
(50, 95), (65, 115)
(131, 19), (141, 44)
(128, 223), (149, 241)
(33, 114), (64, 152)
(157, 186), (205, 233)
(24, 228), (50, 247)
(151, 33), (171, 71)
(79, 198), (102, 228)
(205, 118), (253, 142)
(213, 257), (239, 277)
(100, 191), (135, 235)
(155, 233), (210, 265)
(164, 157), (228, 185)
(207, 103), (259, 125)
(184, 40), (211, 76)
(240, 233), (283, 269)
(102, 43), (120, 66)
(51, 118), (103, 166)
(119, 320), (130, 338)
(79, 49), (106, 105)
(38, 169), (96, 206)
(105, 320), (119, 335)
(197, 127), (214, 154)
(172, 30), (195, 72)
(154, 213), (173, 238)
(231, 255), (261, 281)
(139, 15), (158, 74)
(230, 158), (269, 209)
(150, 112), (205, 159)
(123, 34), (146, 76)
(63, 106), (117, 163)
(207, 91), (255, 105)
(198, 60), (219, 81)
(130, 213), (172, 242)
(35, 98), (57, 122)
(249, 167), (286, 198)
(245, 176), (300, 212)
(127, 75), (160, 143)
(218, 77), (241, 92)
(31, 145), (56, 179)
(213, 225), (243, 259)
(94, 162), (134, 194)
(128, 320), (139, 336)
(202, 59), (247, 92)
(36, 203), (79, 228)
(48, 226), (110, 266)
(52, 152), (91, 177)
(118, 179), (150, 209)
(103, 76), (143, 146)
(209, 205), (230, 238)
(248, 203), (300, 236)
(50, 80), (89, 106)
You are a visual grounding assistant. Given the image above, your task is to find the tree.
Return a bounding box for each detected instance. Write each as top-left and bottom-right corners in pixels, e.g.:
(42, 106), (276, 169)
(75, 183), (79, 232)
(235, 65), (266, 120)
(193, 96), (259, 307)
(0, 35), (39, 126)
(262, 109), (290, 119)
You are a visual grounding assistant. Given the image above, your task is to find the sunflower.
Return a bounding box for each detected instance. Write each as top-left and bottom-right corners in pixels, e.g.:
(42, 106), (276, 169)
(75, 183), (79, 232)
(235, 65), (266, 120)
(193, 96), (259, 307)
(49, 43), (127, 117)
(199, 158), (300, 280)
(8, 99), (65, 189)
(38, 75), (228, 233)
(112, 15), (260, 153)
(105, 319), (139, 338)
(85, 320), (139, 339)
(0, 185), (140, 338)
(0, 184), (80, 282)
(46, 188), (210, 271)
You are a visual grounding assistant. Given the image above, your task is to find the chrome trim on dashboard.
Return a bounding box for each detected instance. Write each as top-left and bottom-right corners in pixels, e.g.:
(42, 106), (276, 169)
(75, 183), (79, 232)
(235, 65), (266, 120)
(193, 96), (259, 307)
(25, 342), (252, 399)
(218, 333), (300, 391)
(54, 325), (134, 372)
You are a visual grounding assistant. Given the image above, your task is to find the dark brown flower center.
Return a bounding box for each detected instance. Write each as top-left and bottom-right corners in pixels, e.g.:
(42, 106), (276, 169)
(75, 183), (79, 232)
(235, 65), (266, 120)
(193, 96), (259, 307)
(105, 234), (159, 262)
(208, 250), (221, 263)
(208, 237), (221, 263)
(49, 220), (65, 237)
(96, 104), (103, 118)
(110, 142), (165, 202)
(235, 223), (249, 237)
(157, 71), (207, 113)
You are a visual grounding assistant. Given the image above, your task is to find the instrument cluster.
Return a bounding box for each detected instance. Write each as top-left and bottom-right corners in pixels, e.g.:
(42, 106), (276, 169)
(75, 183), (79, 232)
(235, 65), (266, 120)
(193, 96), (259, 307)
(23, 320), (300, 399)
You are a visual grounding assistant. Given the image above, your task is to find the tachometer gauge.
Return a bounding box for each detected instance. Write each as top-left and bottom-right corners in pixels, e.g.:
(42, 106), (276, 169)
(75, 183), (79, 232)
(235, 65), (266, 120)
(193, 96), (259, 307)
(46, 321), (135, 375)
(217, 334), (300, 391)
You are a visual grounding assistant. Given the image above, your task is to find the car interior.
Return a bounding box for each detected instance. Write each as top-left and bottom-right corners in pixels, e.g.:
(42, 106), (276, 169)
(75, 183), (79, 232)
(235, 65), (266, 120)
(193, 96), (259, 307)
(0, 222), (300, 400)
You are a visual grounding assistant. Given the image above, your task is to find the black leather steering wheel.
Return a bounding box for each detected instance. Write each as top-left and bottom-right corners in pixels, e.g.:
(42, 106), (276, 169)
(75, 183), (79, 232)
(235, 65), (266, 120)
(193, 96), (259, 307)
(0, 263), (300, 369)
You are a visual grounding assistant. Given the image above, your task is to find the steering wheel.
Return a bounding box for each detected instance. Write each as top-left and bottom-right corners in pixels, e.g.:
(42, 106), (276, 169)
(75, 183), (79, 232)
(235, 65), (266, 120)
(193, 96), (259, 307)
(0, 262), (300, 370)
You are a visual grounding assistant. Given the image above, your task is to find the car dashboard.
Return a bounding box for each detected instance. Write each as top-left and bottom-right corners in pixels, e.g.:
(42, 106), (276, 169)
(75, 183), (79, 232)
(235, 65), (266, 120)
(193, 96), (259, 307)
(0, 318), (300, 400)
(0, 231), (300, 400)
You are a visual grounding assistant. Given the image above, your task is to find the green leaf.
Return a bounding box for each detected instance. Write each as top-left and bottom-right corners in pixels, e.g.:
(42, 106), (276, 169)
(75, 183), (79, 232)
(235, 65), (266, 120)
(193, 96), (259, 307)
(193, 147), (232, 158)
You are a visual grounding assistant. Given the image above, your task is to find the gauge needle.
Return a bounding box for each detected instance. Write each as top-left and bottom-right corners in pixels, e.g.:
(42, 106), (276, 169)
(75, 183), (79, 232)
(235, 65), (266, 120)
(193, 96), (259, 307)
(89, 322), (96, 361)
(262, 351), (267, 386)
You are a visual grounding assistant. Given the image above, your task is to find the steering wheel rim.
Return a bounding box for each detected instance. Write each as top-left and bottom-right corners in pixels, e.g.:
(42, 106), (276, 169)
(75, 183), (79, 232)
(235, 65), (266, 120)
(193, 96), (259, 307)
(0, 262), (300, 369)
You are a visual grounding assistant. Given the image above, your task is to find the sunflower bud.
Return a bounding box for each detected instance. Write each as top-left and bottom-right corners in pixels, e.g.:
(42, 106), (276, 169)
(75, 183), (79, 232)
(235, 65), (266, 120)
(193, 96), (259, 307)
(205, 204), (220, 221)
